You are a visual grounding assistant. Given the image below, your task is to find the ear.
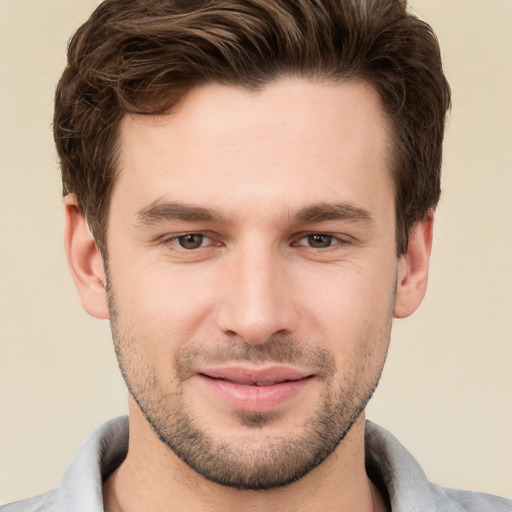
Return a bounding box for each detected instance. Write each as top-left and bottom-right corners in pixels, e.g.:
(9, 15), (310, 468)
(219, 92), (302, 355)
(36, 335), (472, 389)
(64, 195), (109, 319)
(394, 213), (434, 319)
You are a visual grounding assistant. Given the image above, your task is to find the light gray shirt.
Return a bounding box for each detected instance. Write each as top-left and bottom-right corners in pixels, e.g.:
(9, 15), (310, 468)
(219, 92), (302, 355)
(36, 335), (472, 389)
(2, 416), (510, 511)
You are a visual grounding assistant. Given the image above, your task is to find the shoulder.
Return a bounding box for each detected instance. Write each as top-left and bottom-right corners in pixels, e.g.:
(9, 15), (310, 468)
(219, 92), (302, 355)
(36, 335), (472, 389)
(431, 486), (512, 512)
(1, 416), (129, 512)
(0, 489), (61, 512)
(364, 420), (512, 512)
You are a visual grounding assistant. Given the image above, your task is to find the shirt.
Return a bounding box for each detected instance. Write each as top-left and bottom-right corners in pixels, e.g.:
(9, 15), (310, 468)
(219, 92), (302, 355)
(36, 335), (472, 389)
(2, 416), (510, 511)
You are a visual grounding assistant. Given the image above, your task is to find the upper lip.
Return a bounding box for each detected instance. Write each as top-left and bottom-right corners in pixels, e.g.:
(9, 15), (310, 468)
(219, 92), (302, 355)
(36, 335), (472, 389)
(198, 365), (313, 386)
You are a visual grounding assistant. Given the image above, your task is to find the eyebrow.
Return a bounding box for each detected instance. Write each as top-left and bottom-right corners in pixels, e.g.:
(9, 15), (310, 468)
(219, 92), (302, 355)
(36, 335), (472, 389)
(293, 203), (373, 224)
(137, 200), (228, 225)
(136, 200), (373, 226)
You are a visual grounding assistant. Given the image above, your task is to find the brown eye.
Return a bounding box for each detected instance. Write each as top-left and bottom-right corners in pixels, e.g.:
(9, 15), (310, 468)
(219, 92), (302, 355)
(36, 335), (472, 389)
(177, 234), (205, 249)
(306, 234), (334, 248)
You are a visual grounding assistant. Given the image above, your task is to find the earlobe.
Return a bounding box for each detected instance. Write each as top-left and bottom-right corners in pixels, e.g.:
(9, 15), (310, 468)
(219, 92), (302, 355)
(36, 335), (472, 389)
(394, 213), (434, 319)
(64, 195), (109, 320)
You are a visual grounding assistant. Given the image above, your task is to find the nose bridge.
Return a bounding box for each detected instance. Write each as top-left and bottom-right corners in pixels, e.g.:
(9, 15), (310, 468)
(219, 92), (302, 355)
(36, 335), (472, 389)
(217, 237), (297, 345)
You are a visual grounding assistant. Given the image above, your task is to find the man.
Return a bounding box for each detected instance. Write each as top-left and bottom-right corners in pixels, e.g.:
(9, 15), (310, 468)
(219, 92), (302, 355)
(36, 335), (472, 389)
(1, 0), (510, 511)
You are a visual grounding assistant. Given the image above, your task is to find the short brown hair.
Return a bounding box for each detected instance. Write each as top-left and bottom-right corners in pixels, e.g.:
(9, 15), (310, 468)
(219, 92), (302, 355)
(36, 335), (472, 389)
(54, 0), (450, 255)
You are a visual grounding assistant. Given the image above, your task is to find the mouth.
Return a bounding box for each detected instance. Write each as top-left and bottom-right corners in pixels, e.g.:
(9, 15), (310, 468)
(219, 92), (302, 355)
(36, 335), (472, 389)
(196, 365), (315, 413)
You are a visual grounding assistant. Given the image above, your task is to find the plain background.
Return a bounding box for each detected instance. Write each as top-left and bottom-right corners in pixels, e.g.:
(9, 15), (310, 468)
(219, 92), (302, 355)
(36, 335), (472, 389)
(0, 0), (511, 504)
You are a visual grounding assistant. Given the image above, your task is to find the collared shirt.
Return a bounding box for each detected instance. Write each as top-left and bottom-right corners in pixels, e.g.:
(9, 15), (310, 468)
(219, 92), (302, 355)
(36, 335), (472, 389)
(2, 416), (510, 512)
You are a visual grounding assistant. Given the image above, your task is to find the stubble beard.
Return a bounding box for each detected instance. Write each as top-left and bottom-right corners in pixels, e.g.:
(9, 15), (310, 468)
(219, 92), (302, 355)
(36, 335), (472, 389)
(106, 280), (393, 491)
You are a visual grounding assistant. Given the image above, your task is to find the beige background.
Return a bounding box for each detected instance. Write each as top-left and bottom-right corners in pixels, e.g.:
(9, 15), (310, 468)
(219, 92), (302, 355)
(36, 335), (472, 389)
(1, 0), (511, 504)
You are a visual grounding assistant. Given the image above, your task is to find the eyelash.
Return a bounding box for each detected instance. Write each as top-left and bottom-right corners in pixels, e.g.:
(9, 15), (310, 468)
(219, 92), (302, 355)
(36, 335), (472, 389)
(161, 232), (349, 252)
(292, 233), (347, 250)
(162, 232), (214, 251)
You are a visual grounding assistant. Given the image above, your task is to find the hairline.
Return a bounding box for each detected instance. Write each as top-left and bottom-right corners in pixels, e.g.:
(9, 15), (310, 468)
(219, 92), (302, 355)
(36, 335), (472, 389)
(90, 75), (409, 257)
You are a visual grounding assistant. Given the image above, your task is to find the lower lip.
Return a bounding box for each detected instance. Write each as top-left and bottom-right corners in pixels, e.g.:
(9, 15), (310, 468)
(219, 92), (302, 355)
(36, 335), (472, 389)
(198, 375), (313, 413)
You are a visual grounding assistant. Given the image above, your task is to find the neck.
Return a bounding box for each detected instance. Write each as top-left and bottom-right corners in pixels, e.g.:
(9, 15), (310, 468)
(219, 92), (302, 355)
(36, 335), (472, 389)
(103, 404), (387, 512)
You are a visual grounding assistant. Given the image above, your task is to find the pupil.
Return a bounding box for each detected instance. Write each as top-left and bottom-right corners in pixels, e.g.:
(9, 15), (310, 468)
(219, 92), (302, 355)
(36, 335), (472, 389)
(178, 234), (203, 249)
(308, 234), (332, 248)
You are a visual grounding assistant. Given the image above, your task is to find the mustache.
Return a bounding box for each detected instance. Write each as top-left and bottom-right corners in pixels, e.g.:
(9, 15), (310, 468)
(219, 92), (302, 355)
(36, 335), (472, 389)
(174, 336), (337, 380)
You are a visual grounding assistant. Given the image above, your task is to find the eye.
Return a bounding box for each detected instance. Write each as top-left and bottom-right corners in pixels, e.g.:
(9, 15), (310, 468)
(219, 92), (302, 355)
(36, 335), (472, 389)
(298, 234), (336, 249)
(176, 233), (209, 250)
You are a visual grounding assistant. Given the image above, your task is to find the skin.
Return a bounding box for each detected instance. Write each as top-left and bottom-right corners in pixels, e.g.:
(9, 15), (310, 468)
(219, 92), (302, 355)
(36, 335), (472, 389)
(65, 78), (433, 512)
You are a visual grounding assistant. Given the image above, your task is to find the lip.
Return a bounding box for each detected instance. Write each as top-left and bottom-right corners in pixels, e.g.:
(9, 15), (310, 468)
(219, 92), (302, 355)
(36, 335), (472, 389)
(197, 365), (314, 413)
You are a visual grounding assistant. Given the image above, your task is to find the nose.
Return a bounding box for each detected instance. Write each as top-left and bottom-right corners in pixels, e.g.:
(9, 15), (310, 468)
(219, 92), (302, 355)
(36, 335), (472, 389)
(215, 242), (300, 345)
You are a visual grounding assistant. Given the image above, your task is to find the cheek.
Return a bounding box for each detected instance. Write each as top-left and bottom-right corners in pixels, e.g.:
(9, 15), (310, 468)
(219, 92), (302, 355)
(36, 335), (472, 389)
(297, 259), (397, 325)
(294, 260), (396, 365)
(109, 260), (219, 351)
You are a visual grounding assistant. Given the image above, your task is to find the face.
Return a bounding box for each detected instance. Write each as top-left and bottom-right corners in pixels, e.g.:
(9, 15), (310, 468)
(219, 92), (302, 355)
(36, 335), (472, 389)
(105, 79), (401, 489)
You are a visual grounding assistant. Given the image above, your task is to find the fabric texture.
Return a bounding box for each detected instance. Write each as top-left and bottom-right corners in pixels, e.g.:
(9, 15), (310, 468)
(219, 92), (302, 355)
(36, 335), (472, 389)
(2, 416), (510, 512)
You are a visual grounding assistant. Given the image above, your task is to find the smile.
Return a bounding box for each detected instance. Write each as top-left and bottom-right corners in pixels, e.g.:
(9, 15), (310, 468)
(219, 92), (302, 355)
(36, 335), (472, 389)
(196, 366), (315, 413)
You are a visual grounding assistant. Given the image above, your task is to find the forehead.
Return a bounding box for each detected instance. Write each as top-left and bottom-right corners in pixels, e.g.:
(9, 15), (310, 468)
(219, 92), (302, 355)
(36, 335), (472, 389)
(114, 78), (393, 221)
